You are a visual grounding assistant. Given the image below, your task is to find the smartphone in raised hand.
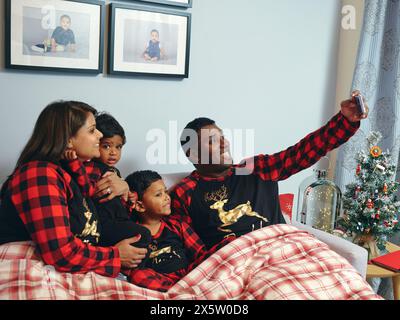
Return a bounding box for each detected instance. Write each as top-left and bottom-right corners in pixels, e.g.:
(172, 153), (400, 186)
(354, 93), (367, 116)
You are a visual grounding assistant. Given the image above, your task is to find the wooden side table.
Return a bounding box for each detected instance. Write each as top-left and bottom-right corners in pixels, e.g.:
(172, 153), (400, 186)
(367, 242), (400, 300)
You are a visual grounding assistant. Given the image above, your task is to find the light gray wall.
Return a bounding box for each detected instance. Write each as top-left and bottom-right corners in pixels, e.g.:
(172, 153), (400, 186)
(0, 0), (342, 205)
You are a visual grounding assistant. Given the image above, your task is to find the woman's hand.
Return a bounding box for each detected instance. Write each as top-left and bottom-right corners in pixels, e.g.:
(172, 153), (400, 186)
(95, 171), (129, 203)
(115, 235), (148, 269)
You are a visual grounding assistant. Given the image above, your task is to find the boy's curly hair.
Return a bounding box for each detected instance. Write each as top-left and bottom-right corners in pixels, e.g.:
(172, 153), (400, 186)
(125, 170), (162, 200)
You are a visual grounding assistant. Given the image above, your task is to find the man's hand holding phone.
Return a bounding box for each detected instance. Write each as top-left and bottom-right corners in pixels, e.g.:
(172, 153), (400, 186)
(353, 90), (367, 116)
(340, 90), (369, 122)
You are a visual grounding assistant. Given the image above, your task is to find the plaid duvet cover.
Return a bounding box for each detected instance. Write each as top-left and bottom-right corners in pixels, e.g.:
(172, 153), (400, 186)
(0, 224), (381, 300)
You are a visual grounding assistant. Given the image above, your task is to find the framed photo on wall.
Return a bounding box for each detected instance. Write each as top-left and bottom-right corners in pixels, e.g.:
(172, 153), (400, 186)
(109, 3), (191, 78)
(134, 0), (192, 8)
(5, 0), (105, 74)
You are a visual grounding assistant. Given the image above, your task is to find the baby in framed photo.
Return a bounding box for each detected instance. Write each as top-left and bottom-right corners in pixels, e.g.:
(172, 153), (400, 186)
(143, 28), (166, 62)
(6, 0), (104, 73)
(31, 14), (76, 54)
(110, 3), (190, 77)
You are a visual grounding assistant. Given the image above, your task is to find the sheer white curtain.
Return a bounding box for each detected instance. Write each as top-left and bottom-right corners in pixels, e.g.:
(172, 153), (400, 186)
(335, 0), (400, 201)
(334, 0), (400, 299)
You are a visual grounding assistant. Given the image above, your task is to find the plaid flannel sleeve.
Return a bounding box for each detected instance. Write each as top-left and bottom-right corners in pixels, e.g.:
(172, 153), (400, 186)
(249, 112), (360, 181)
(83, 161), (103, 183)
(65, 159), (98, 197)
(169, 177), (198, 226)
(9, 162), (121, 277)
(126, 268), (181, 292)
(176, 221), (231, 272)
(175, 221), (207, 270)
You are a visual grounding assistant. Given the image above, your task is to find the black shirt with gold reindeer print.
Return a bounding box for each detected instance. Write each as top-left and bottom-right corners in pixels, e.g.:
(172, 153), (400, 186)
(146, 222), (188, 274)
(170, 112), (361, 248)
(144, 218), (209, 274)
(172, 171), (284, 249)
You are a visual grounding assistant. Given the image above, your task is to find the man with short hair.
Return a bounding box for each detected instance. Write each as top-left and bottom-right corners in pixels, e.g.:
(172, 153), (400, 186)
(169, 93), (368, 249)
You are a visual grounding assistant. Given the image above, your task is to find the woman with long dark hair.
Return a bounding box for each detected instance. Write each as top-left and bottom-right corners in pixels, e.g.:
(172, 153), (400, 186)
(0, 101), (147, 277)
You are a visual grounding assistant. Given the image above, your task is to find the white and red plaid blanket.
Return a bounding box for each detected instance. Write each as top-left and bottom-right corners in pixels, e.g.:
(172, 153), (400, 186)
(0, 224), (381, 300)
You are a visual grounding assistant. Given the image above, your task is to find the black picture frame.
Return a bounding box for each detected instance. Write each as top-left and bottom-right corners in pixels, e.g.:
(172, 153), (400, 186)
(133, 0), (192, 9)
(109, 3), (191, 78)
(5, 0), (105, 74)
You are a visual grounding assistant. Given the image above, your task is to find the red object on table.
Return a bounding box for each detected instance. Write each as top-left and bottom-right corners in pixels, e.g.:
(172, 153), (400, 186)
(371, 250), (400, 272)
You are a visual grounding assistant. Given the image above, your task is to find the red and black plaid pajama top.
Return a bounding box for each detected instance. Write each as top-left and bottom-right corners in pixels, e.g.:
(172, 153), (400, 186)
(0, 161), (121, 278)
(169, 112), (360, 249)
(67, 159), (103, 198)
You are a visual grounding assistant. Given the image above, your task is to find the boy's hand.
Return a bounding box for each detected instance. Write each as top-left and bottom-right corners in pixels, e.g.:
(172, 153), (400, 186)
(340, 90), (369, 122)
(62, 149), (78, 161)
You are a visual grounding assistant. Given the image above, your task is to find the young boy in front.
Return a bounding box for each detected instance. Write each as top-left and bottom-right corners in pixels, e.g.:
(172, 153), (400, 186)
(125, 170), (230, 292)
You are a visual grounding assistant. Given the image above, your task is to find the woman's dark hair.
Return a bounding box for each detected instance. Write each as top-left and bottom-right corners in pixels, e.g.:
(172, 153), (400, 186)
(125, 170), (162, 200)
(16, 100), (97, 167)
(0, 101), (96, 198)
(95, 112), (126, 145)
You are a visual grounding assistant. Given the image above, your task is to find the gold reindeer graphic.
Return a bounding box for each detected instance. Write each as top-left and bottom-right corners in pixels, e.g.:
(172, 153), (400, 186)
(149, 246), (173, 259)
(204, 185), (268, 233)
(81, 211), (100, 240)
(149, 246), (182, 265)
(76, 199), (100, 243)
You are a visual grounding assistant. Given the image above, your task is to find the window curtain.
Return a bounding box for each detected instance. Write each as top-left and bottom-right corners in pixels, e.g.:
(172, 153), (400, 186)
(334, 0), (400, 300)
(335, 0), (400, 199)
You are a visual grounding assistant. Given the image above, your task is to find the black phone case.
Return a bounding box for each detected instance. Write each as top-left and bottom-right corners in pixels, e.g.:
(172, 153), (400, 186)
(355, 95), (366, 114)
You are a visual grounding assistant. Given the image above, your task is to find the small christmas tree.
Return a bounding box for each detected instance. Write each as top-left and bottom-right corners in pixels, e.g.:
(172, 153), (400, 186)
(337, 132), (400, 254)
